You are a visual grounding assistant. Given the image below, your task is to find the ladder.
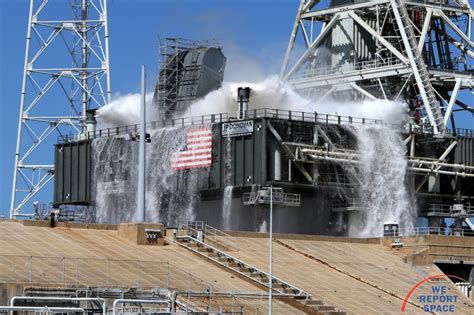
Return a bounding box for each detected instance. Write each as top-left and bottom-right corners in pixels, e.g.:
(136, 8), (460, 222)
(170, 232), (346, 314)
(392, 0), (445, 133)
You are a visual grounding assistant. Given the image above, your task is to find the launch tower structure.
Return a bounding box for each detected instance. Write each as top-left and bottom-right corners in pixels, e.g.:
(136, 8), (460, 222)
(281, 0), (474, 135)
(10, 0), (111, 218)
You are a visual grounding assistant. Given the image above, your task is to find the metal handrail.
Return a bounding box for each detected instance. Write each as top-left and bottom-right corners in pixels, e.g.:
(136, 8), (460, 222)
(177, 235), (310, 298)
(388, 226), (474, 237)
(60, 107), (389, 143)
(289, 56), (405, 81)
(181, 222), (241, 251)
(0, 254), (221, 293)
(332, 198), (364, 209)
(204, 224), (240, 251)
(60, 106), (474, 144)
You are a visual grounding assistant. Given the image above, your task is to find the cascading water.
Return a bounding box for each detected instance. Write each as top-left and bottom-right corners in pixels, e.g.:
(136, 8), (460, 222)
(91, 127), (199, 225)
(222, 186), (233, 230)
(93, 76), (413, 234)
(346, 124), (416, 237)
(221, 136), (233, 230)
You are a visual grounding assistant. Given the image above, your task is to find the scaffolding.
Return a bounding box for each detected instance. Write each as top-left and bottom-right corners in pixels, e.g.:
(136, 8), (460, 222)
(155, 37), (221, 119)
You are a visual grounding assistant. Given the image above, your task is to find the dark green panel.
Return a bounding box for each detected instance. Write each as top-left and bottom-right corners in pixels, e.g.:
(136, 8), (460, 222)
(205, 118), (269, 190)
(78, 142), (87, 201)
(235, 136), (244, 186)
(63, 145), (71, 202)
(71, 144), (79, 201)
(53, 140), (92, 206)
(244, 135), (254, 185)
(253, 120), (264, 185)
(455, 137), (474, 166)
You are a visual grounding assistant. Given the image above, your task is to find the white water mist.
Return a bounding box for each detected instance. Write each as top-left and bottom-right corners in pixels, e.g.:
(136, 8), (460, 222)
(184, 76), (408, 125)
(95, 92), (157, 129)
(222, 186), (233, 231)
(91, 127), (199, 225)
(221, 135), (233, 230)
(347, 125), (416, 237)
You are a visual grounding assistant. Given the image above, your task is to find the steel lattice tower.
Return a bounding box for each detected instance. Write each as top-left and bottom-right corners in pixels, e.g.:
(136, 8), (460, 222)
(10, 0), (111, 218)
(281, 0), (474, 135)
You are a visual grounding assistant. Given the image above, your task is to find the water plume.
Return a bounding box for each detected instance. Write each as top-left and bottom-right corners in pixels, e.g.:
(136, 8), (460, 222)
(95, 92), (158, 129)
(184, 76), (409, 125)
(346, 124), (416, 237)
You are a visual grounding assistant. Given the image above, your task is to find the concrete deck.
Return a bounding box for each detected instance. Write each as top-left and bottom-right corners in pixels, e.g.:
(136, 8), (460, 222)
(0, 221), (473, 314)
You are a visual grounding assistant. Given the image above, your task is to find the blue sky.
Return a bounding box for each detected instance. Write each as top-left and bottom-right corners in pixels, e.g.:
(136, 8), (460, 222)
(0, 0), (300, 217)
(0, 0), (473, 217)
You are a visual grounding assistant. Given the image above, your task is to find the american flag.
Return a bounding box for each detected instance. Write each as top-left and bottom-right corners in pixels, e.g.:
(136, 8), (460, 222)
(171, 126), (213, 170)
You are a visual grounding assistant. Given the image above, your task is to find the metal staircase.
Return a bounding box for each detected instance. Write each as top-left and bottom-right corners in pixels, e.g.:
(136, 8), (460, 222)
(392, 0), (445, 133)
(170, 224), (346, 314)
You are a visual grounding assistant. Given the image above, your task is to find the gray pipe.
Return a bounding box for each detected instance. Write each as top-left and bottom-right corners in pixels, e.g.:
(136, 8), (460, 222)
(10, 296), (106, 315)
(112, 299), (169, 315)
(0, 306), (85, 313)
(169, 290), (299, 313)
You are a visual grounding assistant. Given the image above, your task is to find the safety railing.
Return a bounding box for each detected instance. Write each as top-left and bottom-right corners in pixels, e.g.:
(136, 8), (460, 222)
(60, 108), (388, 143)
(387, 226), (474, 237)
(242, 190), (301, 207)
(317, 171), (355, 188)
(332, 198), (364, 210)
(449, 128), (474, 138)
(0, 255), (223, 294)
(289, 56), (406, 81)
(175, 235), (311, 299)
(181, 222), (240, 252)
(427, 203), (474, 217)
(204, 224), (240, 252)
(59, 105), (474, 144)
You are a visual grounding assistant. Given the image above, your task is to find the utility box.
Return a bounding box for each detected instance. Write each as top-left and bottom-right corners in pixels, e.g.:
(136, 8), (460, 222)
(118, 223), (165, 246)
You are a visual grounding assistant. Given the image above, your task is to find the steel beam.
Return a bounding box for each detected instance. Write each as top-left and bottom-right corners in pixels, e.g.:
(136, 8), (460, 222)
(283, 13), (340, 81)
(301, 1), (390, 19)
(280, 0), (306, 78)
(288, 64), (410, 89)
(418, 9), (433, 53)
(267, 121), (313, 183)
(390, 0), (442, 134)
(349, 83), (377, 100)
(443, 78), (463, 126)
(435, 9), (474, 49)
(10, 0), (111, 217)
(347, 11), (408, 63)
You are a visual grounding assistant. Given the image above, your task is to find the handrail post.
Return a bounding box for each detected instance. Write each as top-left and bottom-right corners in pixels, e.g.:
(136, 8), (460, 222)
(106, 259), (110, 287)
(75, 258), (79, 285)
(188, 273), (191, 298)
(167, 262), (170, 289)
(62, 257), (65, 283)
(137, 261), (140, 287)
(29, 256), (32, 283)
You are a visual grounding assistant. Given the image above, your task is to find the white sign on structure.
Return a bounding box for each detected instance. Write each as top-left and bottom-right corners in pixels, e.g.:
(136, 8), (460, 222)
(222, 120), (254, 137)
